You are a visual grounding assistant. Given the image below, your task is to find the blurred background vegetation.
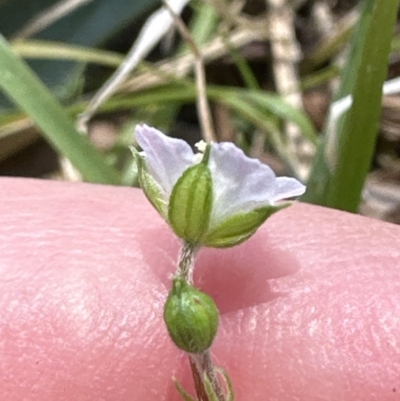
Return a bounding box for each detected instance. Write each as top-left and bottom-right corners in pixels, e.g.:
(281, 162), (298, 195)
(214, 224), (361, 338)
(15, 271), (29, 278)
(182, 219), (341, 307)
(0, 0), (399, 222)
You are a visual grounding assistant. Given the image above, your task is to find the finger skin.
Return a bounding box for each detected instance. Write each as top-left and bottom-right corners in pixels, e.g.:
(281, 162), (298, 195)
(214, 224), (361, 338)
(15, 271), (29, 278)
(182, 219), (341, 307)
(0, 177), (399, 401)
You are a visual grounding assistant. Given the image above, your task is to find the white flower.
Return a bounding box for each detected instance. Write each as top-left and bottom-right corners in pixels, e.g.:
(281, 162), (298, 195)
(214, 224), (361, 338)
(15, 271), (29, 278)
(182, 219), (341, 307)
(134, 124), (306, 247)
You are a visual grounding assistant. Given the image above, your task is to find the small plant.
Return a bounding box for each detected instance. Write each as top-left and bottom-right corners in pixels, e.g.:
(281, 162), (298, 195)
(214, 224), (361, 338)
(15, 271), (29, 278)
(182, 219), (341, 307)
(132, 124), (305, 400)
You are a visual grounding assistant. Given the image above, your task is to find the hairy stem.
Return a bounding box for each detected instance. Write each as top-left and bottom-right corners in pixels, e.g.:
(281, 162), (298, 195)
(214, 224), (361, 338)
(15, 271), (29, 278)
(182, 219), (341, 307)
(176, 243), (229, 401)
(177, 242), (198, 283)
(189, 355), (210, 401)
(189, 351), (227, 401)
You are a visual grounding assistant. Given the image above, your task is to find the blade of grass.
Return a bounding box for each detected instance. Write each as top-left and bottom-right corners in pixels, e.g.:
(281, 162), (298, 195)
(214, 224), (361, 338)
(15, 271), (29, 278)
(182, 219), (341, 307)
(300, 10), (357, 74)
(188, 1), (219, 47)
(0, 35), (121, 185)
(11, 39), (124, 67)
(300, 65), (339, 91)
(222, 33), (260, 90)
(238, 89), (318, 145)
(303, 0), (399, 211)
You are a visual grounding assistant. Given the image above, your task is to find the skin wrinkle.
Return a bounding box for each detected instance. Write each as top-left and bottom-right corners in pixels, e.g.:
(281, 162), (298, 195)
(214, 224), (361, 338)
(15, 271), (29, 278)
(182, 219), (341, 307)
(1, 177), (400, 400)
(214, 205), (400, 399)
(1, 182), (177, 400)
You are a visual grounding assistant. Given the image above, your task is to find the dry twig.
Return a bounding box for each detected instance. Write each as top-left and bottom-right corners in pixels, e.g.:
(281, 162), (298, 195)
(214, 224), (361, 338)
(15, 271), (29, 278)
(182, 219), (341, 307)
(267, 0), (314, 180)
(123, 27), (269, 93)
(163, 0), (216, 142)
(13, 0), (94, 39)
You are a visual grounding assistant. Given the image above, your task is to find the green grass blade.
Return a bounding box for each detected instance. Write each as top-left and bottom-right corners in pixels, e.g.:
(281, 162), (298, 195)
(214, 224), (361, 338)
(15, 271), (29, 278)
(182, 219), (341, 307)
(0, 35), (121, 185)
(12, 39), (124, 67)
(189, 1), (219, 46)
(303, 0), (399, 211)
(239, 89), (318, 145)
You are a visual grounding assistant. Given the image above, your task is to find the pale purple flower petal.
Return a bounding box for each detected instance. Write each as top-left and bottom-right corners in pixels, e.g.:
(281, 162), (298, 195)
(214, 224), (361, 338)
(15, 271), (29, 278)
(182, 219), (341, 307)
(208, 142), (305, 225)
(135, 124), (306, 231)
(272, 177), (306, 201)
(135, 124), (194, 195)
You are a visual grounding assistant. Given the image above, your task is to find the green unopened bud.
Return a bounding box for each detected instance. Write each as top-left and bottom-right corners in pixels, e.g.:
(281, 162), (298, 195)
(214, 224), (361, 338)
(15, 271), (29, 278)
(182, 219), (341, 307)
(163, 277), (219, 354)
(168, 162), (213, 244)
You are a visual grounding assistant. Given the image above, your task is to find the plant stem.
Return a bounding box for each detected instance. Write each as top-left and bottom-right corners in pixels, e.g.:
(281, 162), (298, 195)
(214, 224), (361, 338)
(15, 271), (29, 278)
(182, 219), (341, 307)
(189, 351), (227, 401)
(201, 351), (226, 401)
(177, 242), (198, 283)
(177, 243), (228, 401)
(189, 355), (210, 401)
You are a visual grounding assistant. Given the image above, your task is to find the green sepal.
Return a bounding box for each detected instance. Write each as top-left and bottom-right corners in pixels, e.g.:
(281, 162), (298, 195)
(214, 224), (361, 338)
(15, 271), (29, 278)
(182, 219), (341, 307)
(173, 378), (197, 401)
(173, 368), (235, 401)
(163, 277), (219, 354)
(168, 163), (213, 244)
(203, 368), (234, 401)
(215, 368), (235, 401)
(130, 147), (168, 220)
(203, 203), (290, 248)
(203, 375), (220, 401)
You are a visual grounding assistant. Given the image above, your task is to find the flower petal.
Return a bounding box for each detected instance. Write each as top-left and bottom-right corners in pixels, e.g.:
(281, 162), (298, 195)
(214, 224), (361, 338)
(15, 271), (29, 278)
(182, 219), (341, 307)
(135, 125), (194, 195)
(272, 177), (306, 201)
(208, 142), (305, 226)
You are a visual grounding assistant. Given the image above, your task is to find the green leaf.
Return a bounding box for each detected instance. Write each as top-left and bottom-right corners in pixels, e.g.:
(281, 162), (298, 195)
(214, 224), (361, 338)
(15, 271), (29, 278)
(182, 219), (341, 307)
(204, 204), (289, 248)
(1, 0), (159, 98)
(303, 0), (399, 211)
(12, 40), (124, 68)
(207, 86), (318, 146)
(240, 90), (318, 146)
(168, 163), (213, 244)
(0, 35), (121, 184)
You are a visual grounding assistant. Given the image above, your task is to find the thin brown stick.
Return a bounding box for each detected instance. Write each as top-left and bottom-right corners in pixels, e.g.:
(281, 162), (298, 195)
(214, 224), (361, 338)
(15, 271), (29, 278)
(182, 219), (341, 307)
(13, 0), (93, 39)
(162, 0), (216, 143)
(123, 27), (268, 93)
(267, 0), (314, 180)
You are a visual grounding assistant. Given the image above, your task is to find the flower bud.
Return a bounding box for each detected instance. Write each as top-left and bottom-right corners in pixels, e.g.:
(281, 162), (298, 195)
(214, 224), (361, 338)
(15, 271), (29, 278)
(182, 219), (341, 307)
(168, 163), (213, 244)
(163, 277), (219, 354)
